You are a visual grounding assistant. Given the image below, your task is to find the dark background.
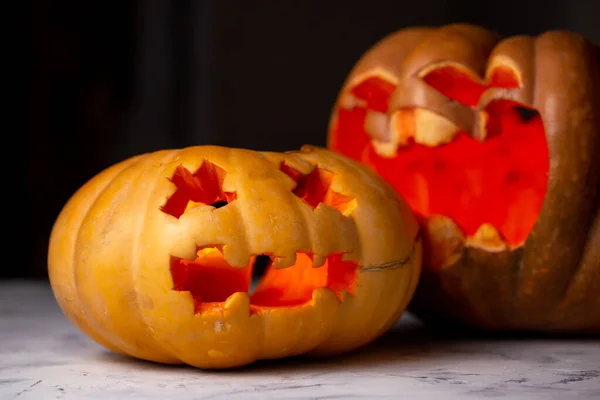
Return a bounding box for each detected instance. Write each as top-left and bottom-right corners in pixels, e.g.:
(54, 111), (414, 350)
(17, 0), (600, 280)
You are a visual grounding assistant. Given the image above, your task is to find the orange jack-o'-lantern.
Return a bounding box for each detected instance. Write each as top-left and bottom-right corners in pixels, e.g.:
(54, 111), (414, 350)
(48, 145), (421, 369)
(328, 24), (600, 333)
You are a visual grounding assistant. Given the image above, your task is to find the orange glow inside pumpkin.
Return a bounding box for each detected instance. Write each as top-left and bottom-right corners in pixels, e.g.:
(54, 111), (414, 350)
(162, 161), (359, 314)
(330, 66), (549, 248)
(279, 162), (357, 215)
(421, 65), (520, 107)
(170, 248), (358, 314)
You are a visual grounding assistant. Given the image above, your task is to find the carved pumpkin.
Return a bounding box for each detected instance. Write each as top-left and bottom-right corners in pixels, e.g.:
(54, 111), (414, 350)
(328, 24), (600, 333)
(48, 145), (422, 369)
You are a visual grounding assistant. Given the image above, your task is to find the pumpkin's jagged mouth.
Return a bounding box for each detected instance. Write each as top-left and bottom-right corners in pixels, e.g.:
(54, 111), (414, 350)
(331, 66), (550, 251)
(170, 246), (359, 314)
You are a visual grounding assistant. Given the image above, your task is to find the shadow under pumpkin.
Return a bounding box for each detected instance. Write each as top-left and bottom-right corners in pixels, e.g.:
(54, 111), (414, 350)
(160, 160), (360, 314)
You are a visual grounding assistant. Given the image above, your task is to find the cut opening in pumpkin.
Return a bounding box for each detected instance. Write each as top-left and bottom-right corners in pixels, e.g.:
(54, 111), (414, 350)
(162, 161), (360, 314)
(330, 66), (550, 249)
(170, 247), (359, 314)
(280, 162), (357, 215)
(161, 161), (237, 218)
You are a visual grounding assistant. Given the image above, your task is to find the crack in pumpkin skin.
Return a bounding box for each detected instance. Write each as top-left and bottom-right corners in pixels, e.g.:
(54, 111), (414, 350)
(162, 162), (360, 315)
(330, 68), (549, 257)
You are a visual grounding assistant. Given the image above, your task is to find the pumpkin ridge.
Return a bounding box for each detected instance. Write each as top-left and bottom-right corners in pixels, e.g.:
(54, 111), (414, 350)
(220, 148), (322, 357)
(561, 184), (600, 302)
(229, 149), (257, 268)
(71, 154), (148, 355)
(78, 151), (188, 359)
(50, 155), (142, 355)
(514, 32), (600, 310)
(560, 208), (600, 332)
(280, 160), (332, 259)
(130, 150), (183, 362)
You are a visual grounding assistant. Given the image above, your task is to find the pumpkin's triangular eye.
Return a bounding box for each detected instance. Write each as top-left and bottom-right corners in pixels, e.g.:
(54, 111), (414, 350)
(161, 161), (237, 218)
(280, 162), (357, 215)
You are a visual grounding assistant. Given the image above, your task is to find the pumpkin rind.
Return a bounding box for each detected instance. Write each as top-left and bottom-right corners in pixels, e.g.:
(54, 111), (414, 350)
(48, 145), (422, 368)
(328, 23), (600, 333)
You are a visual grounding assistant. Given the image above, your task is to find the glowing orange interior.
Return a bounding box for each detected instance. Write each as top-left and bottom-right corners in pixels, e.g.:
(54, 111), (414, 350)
(330, 67), (550, 248)
(421, 65), (521, 107)
(170, 248), (358, 314)
(162, 161), (359, 314)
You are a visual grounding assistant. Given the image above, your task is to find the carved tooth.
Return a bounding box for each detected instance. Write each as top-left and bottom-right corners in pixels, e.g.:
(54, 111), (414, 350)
(339, 92), (367, 110)
(270, 254), (296, 269)
(223, 292), (251, 318)
(371, 139), (398, 159)
(413, 108), (460, 147)
(312, 254), (327, 268)
(392, 109), (415, 147)
(422, 215), (465, 270)
(220, 246), (251, 269)
(373, 108), (460, 158)
(465, 223), (508, 252)
(371, 112), (399, 158)
(364, 110), (389, 142)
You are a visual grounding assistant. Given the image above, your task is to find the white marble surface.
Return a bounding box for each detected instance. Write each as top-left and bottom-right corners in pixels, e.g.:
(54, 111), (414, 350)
(0, 281), (598, 400)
